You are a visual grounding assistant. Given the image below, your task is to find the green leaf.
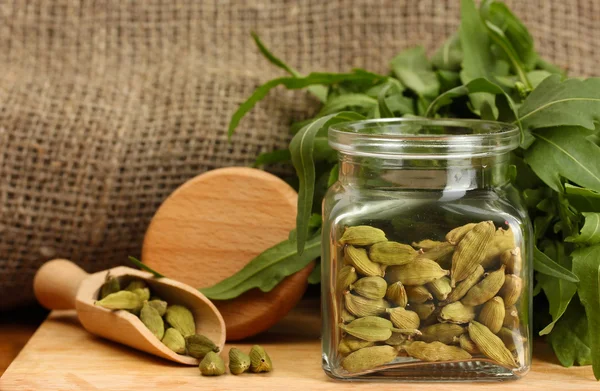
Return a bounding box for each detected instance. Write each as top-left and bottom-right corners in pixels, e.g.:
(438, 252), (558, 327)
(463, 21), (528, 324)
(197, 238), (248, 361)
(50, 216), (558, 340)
(200, 231), (322, 300)
(307, 260), (321, 284)
(431, 33), (462, 71)
(527, 70), (553, 89)
(537, 241), (577, 335)
(377, 84), (394, 118)
(534, 247), (580, 283)
(253, 149), (291, 167)
(459, 0), (497, 118)
(565, 184), (600, 212)
(518, 75), (600, 132)
(548, 299), (592, 367)
(128, 256), (164, 278)
(228, 71), (385, 138)
(251, 32), (328, 102)
(437, 70), (461, 93)
(327, 164), (339, 187)
(571, 244), (600, 379)
(290, 112), (365, 254)
(567, 212), (600, 245)
(536, 56), (567, 77)
(390, 46), (440, 98)
(524, 126), (600, 193)
(318, 94), (377, 117)
(483, 21), (531, 89)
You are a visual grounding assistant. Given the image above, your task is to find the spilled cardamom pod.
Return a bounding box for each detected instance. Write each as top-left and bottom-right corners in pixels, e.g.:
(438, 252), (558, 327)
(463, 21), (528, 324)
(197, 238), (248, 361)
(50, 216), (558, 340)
(478, 296), (505, 334)
(345, 245), (383, 277)
(337, 265), (358, 293)
(344, 292), (389, 317)
(385, 281), (408, 307)
(385, 259), (449, 286)
(369, 241), (417, 265)
(457, 334), (480, 354)
(165, 305), (196, 337)
(350, 276), (387, 299)
(338, 336), (375, 355)
(95, 290), (143, 311)
(499, 274), (523, 307)
(412, 239), (445, 250)
(450, 220), (495, 286)
(468, 321), (517, 368)
(446, 223), (477, 244)
(340, 308), (356, 323)
(140, 302), (165, 340)
(162, 327), (186, 354)
(444, 265), (484, 303)
(500, 247), (522, 275)
(339, 225), (386, 246)
(480, 226), (516, 269)
(147, 299), (167, 316)
(403, 341), (471, 361)
(411, 302), (436, 320)
(199, 351), (225, 376)
(339, 316), (393, 342)
(249, 345), (273, 373)
(186, 334), (219, 359)
(341, 345), (397, 372)
(503, 306), (520, 329)
(405, 285), (433, 304)
(420, 323), (466, 344)
(427, 276), (452, 301)
(385, 307), (420, 330)
(229, 348), (251, 375)
(99, 273), (120, 299)
(438, 301), (475, 324)
(461, 265), (506, 307)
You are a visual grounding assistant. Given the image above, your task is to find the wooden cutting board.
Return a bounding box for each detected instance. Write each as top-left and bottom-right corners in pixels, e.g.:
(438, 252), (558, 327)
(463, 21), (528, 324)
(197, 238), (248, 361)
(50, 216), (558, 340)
(141, 167), (314, 340)
(0, 301), (596, 391)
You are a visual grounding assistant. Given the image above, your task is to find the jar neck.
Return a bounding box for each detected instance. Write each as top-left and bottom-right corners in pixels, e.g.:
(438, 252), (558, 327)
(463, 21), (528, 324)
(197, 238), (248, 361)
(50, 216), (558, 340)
(338, 153), (511, 191)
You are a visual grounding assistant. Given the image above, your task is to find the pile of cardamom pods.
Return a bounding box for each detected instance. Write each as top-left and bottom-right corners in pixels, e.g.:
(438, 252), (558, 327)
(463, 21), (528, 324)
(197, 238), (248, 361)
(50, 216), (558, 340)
(95, 275), (273, 376)
(336, 221), (525, 373)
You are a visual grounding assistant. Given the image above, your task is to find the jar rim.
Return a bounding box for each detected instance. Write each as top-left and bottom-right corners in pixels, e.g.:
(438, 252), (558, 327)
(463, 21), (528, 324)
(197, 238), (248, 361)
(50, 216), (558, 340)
(328, 118), (520, 159)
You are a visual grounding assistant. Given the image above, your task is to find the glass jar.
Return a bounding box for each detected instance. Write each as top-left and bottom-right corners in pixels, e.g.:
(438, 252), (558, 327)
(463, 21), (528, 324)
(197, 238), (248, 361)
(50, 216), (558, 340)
(321, 119), (532, 381)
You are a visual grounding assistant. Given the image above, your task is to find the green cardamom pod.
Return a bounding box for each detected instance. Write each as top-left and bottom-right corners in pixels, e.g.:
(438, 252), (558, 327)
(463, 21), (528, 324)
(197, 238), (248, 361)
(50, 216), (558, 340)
(338, 336), (374, 355)
(403, 341), (471, 361)
(478, 296), (505, 334)
(350, 276), (387, 299)
(185, 334), (219, 359)
(337, 265), (358, 293)
(385, 281), (408, 307)
(446, 223), (477, 244)
(450, 221), (495, 286)
(500, 247), (522, 275)
(229, 348), (251, 375)
(147, 299), (167, 316)
(384, 331), (408, 346)
(420, 323), (466, 344)
(444, 265), (484, 303)
(468, 321), (517, 368)
(341, 345), (397, 372)
(405, 285), (433, 304)
(461, 265), (506, 306)
(412, 239), (445, 250)
(343, 292), (389, 317)
(480, 226), (516, 269)
(427, 276), (452, 301)
(458, 334), (480, 354)
(385, 259), (449, 286)
(125, 280), (150, 300)
(410, 302), (436, 321)
(385, 307), (420, 330)
(140, 302), (165, 340)
(249, 345), (273, 373)
(338, 316), (393, 342)
(497, 327), (524, 352)
(503, 306), (520, 329)
(130, 288), (151, 301)
(95, 290), (143, 311)
(99, 273), (120, 299)
(199, 351), (225, 376)
(499, 274), (523, 307)
(162, 327), (186, 354)
(438, 301), (475, 324)
(369, 241), (417, 265)
(345, 245), (383, 277)
(165, 305), (196, 337)
(340, 308), (356, 323)
(339, 225), (387, 246)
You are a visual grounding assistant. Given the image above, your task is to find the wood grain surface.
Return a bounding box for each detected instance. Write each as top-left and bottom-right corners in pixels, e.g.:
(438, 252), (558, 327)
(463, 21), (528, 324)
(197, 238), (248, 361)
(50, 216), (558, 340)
(142, 167), (314, 340)
(1, 300), (596, 391)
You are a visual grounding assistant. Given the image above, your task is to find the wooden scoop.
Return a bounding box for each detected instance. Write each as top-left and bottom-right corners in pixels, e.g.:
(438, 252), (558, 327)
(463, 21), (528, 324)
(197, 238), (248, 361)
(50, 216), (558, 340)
(33, 259), (226, 365)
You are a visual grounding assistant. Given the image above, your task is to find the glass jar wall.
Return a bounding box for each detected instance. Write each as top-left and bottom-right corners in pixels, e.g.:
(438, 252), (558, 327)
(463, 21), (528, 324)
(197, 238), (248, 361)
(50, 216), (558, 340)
(321, 119), (532, 381)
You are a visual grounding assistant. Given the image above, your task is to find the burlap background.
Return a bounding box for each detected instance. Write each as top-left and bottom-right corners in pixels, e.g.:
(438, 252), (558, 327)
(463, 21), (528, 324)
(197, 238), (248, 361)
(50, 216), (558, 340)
(0, 0), (598, 310)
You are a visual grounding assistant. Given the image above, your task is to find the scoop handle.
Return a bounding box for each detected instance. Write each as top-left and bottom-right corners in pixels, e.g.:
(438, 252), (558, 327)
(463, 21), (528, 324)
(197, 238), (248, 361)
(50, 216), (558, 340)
(34, 259), (90, 310)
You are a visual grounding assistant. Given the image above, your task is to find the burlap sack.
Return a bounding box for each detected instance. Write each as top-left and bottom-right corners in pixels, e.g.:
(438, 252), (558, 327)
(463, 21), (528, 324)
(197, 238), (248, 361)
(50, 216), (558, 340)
(1, 0), (598, 310)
